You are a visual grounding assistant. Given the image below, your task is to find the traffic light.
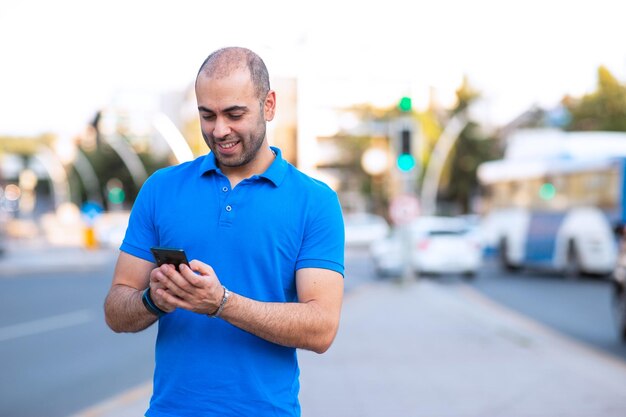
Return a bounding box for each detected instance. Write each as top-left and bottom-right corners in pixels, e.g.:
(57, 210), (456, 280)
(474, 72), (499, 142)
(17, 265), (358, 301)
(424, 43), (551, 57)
(539, 182), (556, 200)
(106, 178), (126, 205)
(396, 129), (415, 172)
(398, 96), (412, 112)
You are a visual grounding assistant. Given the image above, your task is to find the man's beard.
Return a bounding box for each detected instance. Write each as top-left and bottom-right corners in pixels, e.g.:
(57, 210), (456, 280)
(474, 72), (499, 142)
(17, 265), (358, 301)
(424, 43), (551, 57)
(203, 123), (266, 168)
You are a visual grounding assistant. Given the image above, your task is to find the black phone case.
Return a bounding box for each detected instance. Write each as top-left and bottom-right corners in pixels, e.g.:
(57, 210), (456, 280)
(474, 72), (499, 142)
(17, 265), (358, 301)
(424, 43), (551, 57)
(150, 247), (189, 271)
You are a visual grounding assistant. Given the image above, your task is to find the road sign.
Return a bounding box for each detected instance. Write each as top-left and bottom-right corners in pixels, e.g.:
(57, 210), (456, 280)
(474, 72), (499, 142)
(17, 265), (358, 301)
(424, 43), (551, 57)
(389, 193), (420, 225)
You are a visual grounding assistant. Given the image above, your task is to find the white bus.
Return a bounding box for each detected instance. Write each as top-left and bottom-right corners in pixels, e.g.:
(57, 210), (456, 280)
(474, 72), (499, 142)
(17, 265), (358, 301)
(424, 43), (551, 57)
(477, 129), (626, 277)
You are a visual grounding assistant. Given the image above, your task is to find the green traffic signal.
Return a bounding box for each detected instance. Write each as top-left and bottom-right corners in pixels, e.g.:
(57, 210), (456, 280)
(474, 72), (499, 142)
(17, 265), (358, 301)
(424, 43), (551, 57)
(108, 187), (126, 204)
(396, 153), (415, 172)
(539, 182), (556, 200)
(398, 96), (412, 112)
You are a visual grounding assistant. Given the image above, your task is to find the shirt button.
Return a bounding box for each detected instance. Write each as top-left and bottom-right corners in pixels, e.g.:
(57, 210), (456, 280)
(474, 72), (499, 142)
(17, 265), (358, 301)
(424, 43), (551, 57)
(222, 186), (229, 192)
(225, 205), (232, 212)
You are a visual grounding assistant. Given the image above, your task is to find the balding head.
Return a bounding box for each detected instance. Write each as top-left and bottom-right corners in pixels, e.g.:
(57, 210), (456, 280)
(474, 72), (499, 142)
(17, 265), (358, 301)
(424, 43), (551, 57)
(196, 47), (270, 101)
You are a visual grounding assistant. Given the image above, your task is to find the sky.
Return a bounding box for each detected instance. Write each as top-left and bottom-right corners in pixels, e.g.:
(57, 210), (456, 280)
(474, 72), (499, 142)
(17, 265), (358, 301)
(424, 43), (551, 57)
(1, 0), (625, 138)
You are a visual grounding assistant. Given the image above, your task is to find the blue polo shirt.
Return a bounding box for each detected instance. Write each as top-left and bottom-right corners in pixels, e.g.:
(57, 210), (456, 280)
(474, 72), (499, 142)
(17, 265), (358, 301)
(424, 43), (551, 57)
(120, 147), (345, 417)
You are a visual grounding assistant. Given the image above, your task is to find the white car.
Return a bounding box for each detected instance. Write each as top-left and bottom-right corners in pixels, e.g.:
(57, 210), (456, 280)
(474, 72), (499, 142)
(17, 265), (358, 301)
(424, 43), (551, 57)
(370, 216), (483, 278)
(343, 212), (390, 247)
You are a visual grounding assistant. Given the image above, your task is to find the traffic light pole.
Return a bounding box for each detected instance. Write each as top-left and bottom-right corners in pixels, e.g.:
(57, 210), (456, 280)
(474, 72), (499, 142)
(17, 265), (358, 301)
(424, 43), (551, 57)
(386, 97), (421, 285)
(399, 167), (419, 285)
(395, 111), (420, 285)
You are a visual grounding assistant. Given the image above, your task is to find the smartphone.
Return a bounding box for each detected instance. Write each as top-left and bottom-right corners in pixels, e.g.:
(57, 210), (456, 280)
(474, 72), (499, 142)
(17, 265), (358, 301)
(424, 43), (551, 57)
(150, 247), (190, 271)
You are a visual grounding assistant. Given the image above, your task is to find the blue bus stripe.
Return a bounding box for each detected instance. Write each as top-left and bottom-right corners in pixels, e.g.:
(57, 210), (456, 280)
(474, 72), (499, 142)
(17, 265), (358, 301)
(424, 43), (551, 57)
(524, 212), (566, 263)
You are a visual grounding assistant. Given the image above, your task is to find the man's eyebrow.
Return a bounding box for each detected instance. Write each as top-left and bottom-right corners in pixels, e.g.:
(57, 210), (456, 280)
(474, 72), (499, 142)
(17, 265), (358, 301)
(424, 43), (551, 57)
(224, 105), (249, 112)
(198, 105), (214, 113)
(198, 105), (249, 113)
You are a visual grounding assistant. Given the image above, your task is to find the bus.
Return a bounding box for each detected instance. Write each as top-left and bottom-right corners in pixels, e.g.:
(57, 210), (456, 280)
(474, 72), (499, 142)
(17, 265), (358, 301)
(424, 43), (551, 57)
(476, 128), (626, 277)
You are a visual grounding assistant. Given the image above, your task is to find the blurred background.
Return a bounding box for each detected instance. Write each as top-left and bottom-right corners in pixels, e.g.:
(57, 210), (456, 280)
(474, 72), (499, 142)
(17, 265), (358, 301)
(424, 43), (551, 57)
(2, 0), (626, 416)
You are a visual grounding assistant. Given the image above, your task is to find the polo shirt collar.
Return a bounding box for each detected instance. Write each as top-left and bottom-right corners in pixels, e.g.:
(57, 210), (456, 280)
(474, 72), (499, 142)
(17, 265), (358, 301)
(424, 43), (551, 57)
(199, 146), (288, 187)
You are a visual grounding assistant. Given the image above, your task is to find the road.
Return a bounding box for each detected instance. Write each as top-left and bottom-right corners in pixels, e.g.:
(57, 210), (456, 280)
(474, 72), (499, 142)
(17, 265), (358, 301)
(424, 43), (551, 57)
(467, 258), (626, 361)
(1, 247), (625, 417)
(0, 247), (376, 417)
(0, 265), (156, 417)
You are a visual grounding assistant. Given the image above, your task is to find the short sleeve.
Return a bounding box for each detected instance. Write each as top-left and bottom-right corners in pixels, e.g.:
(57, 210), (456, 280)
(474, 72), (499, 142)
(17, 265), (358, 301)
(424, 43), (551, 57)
(296, 189), (345, 276)
(119, 174), (159, 262)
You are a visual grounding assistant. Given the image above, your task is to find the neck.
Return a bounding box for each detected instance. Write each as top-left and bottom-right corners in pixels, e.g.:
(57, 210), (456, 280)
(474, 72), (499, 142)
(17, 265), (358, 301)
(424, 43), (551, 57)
(221, 146), (276, 188)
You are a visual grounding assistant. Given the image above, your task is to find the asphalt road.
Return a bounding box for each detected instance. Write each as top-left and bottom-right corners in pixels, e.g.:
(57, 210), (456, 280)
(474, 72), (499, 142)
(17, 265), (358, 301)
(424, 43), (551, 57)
(0, 265), (157, 417)
(2, 247), (625, 417)
(467, 259), (626, 362)
(0, 247), (376, 417)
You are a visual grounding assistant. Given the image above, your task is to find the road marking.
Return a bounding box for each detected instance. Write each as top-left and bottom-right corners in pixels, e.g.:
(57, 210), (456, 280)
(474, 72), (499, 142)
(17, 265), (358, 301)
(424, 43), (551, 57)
(0, 310), (94, 342)
(70, 381), (152, 417)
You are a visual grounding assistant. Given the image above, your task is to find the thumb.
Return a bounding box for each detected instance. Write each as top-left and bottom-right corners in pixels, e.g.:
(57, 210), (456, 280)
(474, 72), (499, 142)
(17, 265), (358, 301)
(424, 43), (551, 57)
(189, 259), (215, 277)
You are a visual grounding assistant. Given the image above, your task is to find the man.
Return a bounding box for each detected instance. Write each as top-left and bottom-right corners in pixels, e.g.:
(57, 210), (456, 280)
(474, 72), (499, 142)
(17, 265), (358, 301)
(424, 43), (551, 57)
(104, 46), (345, 417)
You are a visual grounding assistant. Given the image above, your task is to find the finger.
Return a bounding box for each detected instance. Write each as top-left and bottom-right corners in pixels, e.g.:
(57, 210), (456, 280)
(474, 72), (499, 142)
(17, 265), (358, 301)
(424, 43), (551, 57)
(157, 265), (192, 298)
(153, 287), (186, 311)
(148, 284), (177, 312)
(149, 266), (164, 283)
(189, 260), (215, 278)
(179, 263), (214, 289)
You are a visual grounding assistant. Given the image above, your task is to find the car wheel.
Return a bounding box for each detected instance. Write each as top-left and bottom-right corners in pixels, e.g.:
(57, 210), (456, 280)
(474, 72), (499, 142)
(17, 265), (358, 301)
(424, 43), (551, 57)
(563, 241), (582, 280)
(612, 283), (626, 342)
(462, 271), (476, 280)
(499, 239), (520, 272)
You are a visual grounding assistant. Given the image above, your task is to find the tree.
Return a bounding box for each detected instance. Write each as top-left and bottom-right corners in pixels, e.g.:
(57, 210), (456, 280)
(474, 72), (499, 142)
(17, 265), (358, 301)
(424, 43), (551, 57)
(565, 66), (626, 131)
(436, 76), (502, 214)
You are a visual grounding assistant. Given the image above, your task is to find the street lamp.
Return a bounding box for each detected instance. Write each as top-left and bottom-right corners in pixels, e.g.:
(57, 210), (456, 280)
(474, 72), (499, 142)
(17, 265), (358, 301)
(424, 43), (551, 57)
(361, 147), (390, 176)
(361, 145), (390, 215)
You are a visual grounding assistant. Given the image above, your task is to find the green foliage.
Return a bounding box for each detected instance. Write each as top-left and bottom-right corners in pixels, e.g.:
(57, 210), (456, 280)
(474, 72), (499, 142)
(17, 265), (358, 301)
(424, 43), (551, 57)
(79, 142), (136, 209)
(441, 121), (502, 213)
(437, 76), (502, 213)
(77, 141), (170, 210)
(453, 75), (480, 115)
(565, 66), (626, 131)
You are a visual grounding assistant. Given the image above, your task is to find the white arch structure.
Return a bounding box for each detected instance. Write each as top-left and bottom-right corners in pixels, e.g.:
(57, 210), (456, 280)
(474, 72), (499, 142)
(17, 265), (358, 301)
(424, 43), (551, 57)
(32, 146), (71, 209)
(152, 113), (194, 164)
(419, 114), (468, 216)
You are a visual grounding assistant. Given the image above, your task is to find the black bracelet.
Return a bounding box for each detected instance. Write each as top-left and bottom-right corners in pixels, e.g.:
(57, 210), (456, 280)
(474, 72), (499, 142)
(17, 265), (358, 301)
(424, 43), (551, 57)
(142, 288), (168, 318)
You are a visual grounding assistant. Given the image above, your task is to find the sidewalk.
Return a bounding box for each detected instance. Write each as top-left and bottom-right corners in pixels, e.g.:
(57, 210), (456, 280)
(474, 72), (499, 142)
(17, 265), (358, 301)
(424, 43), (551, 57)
(0, 239), (119, 277)
(71, 279), (626, 417)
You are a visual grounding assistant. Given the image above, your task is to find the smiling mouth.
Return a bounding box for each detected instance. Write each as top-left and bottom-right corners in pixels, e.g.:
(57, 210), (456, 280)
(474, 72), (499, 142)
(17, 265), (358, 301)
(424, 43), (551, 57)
(218, 141), (239, 151)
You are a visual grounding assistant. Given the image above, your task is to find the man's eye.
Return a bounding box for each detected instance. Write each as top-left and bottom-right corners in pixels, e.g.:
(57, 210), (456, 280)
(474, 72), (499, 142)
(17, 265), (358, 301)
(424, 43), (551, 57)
(201, 114), (216, 121)
(228, 113), (244, 120)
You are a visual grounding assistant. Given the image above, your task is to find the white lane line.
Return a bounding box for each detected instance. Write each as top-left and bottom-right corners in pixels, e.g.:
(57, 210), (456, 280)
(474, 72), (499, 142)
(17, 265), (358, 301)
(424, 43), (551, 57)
(0, 310), (95, 342)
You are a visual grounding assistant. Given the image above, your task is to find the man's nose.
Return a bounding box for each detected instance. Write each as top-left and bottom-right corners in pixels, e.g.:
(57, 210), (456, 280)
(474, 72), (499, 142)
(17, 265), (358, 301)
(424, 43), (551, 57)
(213, 117), (231, 138)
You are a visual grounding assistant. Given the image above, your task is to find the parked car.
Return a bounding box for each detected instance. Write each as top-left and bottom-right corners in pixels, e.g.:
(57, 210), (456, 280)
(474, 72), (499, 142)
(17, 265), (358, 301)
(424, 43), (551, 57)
(611, 225), (626, 342)
(344, 212), (390, 247)
(369, 216), (483, 278)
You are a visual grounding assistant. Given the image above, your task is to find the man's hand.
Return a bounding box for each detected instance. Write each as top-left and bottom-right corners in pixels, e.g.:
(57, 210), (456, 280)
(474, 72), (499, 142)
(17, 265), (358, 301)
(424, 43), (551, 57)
(150, 260), (225, 315)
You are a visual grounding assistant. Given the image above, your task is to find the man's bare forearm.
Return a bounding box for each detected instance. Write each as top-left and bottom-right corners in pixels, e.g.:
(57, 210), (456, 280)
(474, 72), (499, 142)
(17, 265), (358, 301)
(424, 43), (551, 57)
(220, 293), (340, 354)
(104, 284), (158, 333)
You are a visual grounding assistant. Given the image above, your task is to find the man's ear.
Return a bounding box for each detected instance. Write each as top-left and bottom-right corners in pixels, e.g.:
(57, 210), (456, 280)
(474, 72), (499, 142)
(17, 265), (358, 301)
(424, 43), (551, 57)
(264, 90), (276, 121)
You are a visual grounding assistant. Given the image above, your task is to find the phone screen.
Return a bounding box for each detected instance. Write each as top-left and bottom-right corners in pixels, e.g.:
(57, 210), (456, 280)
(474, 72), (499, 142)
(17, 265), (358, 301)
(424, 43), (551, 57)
(150, 247), (189, 271)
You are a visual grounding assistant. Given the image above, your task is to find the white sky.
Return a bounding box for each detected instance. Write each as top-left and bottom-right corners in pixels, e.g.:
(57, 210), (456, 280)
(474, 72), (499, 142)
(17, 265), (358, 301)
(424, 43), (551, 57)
(1, 0), (625, 137)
